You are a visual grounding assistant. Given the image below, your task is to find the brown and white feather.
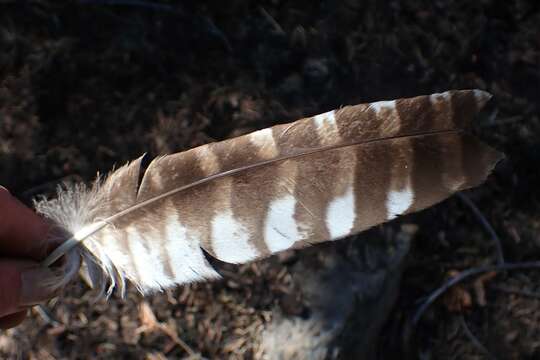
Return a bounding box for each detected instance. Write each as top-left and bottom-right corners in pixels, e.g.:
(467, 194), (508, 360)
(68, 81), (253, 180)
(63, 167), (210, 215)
(35, 90), (503, 295)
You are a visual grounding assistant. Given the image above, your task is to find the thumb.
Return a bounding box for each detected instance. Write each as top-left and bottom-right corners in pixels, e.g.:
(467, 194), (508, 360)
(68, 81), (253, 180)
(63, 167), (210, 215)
(0, 311), (28, 329)
(0, 259), (59, 318)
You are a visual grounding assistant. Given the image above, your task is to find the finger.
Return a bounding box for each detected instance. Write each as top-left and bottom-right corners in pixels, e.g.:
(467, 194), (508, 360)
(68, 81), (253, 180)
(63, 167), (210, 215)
(0, 259), (59, 318)
(0, 187), (52, 260)
(0, 310), (27, 329)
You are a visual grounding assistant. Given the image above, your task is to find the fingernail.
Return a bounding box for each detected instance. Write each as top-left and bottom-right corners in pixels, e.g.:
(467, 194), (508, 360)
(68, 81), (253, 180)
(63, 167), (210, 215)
(20, 267), (60, 306)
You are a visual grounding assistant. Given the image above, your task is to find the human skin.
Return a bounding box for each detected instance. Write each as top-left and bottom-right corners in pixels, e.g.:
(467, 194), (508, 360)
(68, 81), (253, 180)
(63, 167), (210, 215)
(0, 186), (58, 329)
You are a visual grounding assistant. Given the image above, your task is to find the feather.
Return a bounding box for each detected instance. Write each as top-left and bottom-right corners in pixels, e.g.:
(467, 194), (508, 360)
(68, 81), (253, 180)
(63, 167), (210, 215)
(36, 89), (503, 295)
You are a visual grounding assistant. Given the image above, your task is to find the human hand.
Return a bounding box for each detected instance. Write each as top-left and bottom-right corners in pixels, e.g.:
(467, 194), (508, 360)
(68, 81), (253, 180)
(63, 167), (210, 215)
(0, 186), (58, 329)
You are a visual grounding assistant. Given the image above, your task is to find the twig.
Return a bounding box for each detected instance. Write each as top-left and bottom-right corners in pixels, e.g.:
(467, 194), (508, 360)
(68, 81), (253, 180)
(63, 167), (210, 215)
(457, 193), (504, 264)
(159, 323), (198, 357)
(458, 315), (496, 359)
(34, 305), (61, 327)
(258, 7), (285, 35)
(413, 261), (540, 325)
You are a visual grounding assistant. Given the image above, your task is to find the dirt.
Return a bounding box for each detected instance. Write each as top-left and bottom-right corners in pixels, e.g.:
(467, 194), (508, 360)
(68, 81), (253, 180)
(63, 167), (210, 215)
(1, 1), (539, 359)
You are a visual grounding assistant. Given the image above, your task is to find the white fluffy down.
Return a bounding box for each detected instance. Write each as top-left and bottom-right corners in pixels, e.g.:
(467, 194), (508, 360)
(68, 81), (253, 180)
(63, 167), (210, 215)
(35, 182), (126, 298)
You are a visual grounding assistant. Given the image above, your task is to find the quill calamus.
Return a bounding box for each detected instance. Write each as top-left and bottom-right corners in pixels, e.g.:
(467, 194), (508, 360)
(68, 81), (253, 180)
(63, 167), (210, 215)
(36, 90), (503, 295)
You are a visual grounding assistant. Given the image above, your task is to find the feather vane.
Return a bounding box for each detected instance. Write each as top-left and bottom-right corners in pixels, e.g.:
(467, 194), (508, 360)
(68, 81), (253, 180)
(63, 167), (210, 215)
(36, 90), (503, 295)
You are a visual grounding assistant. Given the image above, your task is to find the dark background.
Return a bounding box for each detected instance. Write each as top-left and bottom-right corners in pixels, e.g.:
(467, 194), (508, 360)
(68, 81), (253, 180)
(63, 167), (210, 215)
(1, 1), (539, 359)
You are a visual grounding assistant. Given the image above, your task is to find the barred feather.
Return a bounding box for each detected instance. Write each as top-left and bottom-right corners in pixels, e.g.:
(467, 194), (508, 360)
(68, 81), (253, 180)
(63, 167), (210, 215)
(36, 90), (503, 295)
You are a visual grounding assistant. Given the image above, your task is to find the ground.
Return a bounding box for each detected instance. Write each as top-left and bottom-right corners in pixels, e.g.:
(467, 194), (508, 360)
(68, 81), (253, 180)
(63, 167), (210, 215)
(0, 1), (539, 359)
